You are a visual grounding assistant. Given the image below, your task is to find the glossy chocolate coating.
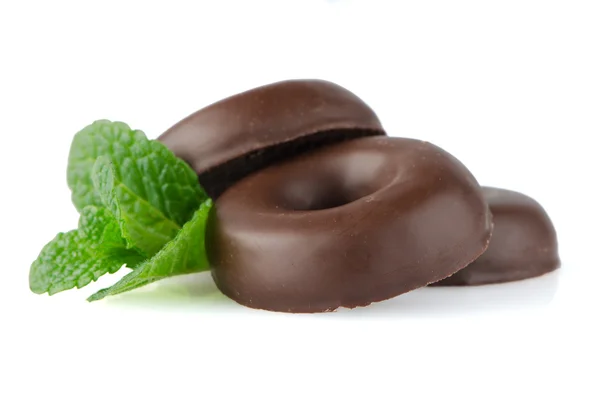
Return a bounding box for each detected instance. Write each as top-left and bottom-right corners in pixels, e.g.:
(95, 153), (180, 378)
(207, 136), (493, 313)
(433, 187), (560, 286)
(158, 79), (385, 197)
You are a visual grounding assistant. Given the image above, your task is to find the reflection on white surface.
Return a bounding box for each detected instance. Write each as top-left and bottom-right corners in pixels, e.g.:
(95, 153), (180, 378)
(334, 270), (560, 318)
(102, 272), (237, 311)
(103, 269), (560, 317)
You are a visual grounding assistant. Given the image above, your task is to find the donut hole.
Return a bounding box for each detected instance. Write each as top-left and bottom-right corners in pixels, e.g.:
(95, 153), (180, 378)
(282, 179), (364, 211)
(280, 151), (391, 211)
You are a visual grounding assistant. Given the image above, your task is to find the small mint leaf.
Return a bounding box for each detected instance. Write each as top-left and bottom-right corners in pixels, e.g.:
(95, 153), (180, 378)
(92, 156), (181, 257)
(29, 206), (144, 295)
(67, 120), (207, 226)
(88, 199), (213, 301)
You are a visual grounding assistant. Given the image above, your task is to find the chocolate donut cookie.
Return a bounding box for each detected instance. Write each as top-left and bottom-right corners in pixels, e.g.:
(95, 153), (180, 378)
(207, 137), (492, 312)
(159, 79), (385, 197)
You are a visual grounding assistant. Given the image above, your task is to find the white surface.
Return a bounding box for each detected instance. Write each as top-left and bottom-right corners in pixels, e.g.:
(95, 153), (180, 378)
(1, 1), (599, 396)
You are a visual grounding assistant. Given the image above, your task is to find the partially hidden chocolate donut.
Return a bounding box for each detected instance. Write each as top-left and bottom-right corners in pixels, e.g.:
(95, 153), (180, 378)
(207, 136), (493, 312)
(432, 187), (560, 286)
(159, 79), (385, 197)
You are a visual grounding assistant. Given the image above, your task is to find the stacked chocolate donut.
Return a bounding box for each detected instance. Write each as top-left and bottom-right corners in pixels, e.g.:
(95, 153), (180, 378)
(159, 80), (560, 313)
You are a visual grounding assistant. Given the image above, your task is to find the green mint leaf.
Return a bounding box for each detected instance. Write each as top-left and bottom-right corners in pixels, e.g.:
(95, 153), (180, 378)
(79, 205), (126, 250)
(87, 199), (213, 301)
(92, 156), (182, 257)
(29, 206), (144, 295)
(79, 206), (147, 268)
(68, 120), (207, 226)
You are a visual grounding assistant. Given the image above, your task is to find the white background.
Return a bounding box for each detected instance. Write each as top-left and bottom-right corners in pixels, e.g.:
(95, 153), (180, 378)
(1, 1), (599, 396)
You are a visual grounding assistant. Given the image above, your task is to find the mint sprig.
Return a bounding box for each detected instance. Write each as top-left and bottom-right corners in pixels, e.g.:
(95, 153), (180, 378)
(29, 120), (213, 300)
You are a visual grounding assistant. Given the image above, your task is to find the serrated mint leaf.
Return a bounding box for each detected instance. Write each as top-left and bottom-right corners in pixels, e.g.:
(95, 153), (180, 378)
(29, 206), (144, 295)
(88, 199), (213, 301)
(68, 120), (207, 226)
(92, 156), (181, 257)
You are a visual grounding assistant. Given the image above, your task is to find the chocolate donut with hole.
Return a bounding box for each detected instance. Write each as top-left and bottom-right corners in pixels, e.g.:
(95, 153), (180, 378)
(207, 136), (492, 312)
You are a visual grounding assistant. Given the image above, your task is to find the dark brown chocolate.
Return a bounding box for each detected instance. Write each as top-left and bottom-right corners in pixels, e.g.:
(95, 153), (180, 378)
(207, 136), (492, 313)
(433, 187), (560, 286)
(158, 79), (385, 197)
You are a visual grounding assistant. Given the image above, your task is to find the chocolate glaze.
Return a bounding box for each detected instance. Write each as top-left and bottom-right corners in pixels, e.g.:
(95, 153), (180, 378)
(207, 136), (492, 313)
(158, 79), (385, 197)
(433, 187), (559, 286)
